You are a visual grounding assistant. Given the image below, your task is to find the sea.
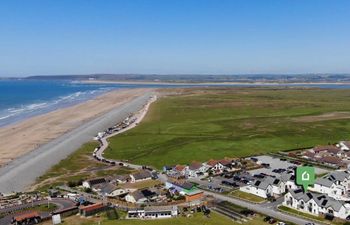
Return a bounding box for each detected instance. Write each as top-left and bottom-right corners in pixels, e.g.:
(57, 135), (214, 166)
(1, 79), (350, 127)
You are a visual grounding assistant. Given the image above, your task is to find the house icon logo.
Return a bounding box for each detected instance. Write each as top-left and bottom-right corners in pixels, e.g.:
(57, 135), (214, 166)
(296, 166), (315, 192)
(301, 171), (310, 181)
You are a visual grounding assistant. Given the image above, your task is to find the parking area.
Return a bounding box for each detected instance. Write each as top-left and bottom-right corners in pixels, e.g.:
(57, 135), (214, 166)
(247, 155), (330, 176)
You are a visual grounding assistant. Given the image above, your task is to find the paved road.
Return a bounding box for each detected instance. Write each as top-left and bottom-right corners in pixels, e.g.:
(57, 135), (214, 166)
(203, 190), (320, 225)
(0, 91), (154, 193)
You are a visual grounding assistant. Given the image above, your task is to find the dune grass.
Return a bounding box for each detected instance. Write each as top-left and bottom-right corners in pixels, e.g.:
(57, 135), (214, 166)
(104, 88), (350, 169)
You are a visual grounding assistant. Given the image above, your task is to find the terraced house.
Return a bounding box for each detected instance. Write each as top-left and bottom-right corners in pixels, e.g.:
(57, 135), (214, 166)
(310, 170), (350, 200)
(283, 189), (350, 220)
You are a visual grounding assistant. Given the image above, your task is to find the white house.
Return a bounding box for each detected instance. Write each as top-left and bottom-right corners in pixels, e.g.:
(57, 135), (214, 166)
(186, 162), (208, 178)
(283, 189), (350, 220)
(310, 170), (350, 200)
(240, 178), (273, 198)
(107, 188), (129, 197)
(82, 178), (107, 189)
(130, 170), (153, 183)
(240, 172), (297, 199)
(127, 206), (178, 219)
(339, 141), (350, 151)
(125, 189), (158, 204)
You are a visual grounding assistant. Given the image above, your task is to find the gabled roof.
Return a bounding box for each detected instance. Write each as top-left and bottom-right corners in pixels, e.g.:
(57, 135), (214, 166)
(289, 190), (345, 212)
(188, 162), (202, 170)
(280, 173), (295, 182)
(218, 159), (232, 166)
(86, 178), (106, 186)
(206, 159), (218, 167)
(319, 156), (343, 165)
(327, 170), (350, 182)
(14, 211), (40, 222)
(131, 170), (152, 180)
(313, 145), (340, 154)
(174, 165), (187, 172)
(315, 177), (334, 188)
(100, 183), (117, 194)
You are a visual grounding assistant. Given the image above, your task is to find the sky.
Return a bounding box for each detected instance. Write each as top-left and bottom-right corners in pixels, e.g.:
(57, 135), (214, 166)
(0, 0), (349, 77)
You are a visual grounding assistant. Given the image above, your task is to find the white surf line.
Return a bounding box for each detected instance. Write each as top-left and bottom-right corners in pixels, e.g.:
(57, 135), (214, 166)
(93, 95), (157, 170)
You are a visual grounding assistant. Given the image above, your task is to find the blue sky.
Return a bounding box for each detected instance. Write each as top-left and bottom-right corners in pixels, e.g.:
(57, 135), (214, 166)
(0, 0), (349, 76)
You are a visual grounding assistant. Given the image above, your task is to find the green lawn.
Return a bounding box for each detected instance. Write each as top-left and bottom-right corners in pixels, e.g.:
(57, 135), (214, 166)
(45, 212), (265, 225)
(104, 88), (350, 169)
(229, 190), (266, 203)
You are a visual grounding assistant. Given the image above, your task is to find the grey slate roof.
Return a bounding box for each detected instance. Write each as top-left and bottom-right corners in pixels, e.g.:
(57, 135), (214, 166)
(289, 189), (344, 212)
(132, 170), (152, 180)
(315, 177), (334, 188)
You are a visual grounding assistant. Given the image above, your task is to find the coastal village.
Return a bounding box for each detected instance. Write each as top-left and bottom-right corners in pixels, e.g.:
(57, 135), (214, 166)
(2, 96), (350, 225)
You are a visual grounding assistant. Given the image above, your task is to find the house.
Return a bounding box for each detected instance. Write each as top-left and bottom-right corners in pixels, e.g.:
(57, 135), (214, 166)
(319, 156), (345, 168)
(127, 206), (178, 219)
(125, 189), (158, 204)
(312, 145), (341, 154)
(174, 165), (188, 176)
(79, 203), (107, 217)
(130, 170), (153, 183)
(82, 178), (107, 189)
(115, 175), (129, 184)
(280, 173), (298, 191)
(186, 162), (207, 178)
(165, 181), (203, 202)
(205, 159), (229, 174)
(107, 188), (129, 197)
(240, 173), (296, 198)
(240, 178), (273, 198)
(283, 189), (350, 220)
(98, 183), (118, 196)
(13, 211), (41, 225)
(339, 141), (350, 151)
(311, 170), (350, 200)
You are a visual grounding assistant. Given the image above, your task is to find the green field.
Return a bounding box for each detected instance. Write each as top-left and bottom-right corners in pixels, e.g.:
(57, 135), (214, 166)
(229, 190), (266, 203)
(43, 212), (265, 225)
(104, 88), (350, 168)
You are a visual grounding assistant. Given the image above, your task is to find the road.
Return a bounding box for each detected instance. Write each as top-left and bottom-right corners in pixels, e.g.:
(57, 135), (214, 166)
(0, 90), (155, 193)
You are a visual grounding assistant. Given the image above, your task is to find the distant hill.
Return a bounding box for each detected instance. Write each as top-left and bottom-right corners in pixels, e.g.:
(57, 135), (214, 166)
(25, 73), (350, 83)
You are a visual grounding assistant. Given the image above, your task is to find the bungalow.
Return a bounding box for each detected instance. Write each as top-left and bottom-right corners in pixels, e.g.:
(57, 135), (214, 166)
(13, 211), (41, 225)
(319, 156), (345, 168)
(79, 203), (107, 217)
(115, 175), (129, 184)
(130, 170), (153, 183)
(82, 178), (107, 189)
(98, 183), (118, 196)
(312, 145), (341, 155)
(107, 188), (129, 197)
(165, 181), (203, 202)
(127, 206), (178, 219)
(125, 189), (158, 204)
(283, 189), (350, 220)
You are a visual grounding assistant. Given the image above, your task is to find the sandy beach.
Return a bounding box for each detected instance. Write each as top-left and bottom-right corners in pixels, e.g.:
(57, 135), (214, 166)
(0, 88), (151, 166)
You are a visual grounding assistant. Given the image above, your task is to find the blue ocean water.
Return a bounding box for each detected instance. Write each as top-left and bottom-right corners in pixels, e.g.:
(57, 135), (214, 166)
(1, 79), (350, 127)
(0, 79), (133, 127)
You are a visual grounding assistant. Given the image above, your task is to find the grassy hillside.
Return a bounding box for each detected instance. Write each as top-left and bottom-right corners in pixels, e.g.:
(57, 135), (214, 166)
(104, 88), (350, 168)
